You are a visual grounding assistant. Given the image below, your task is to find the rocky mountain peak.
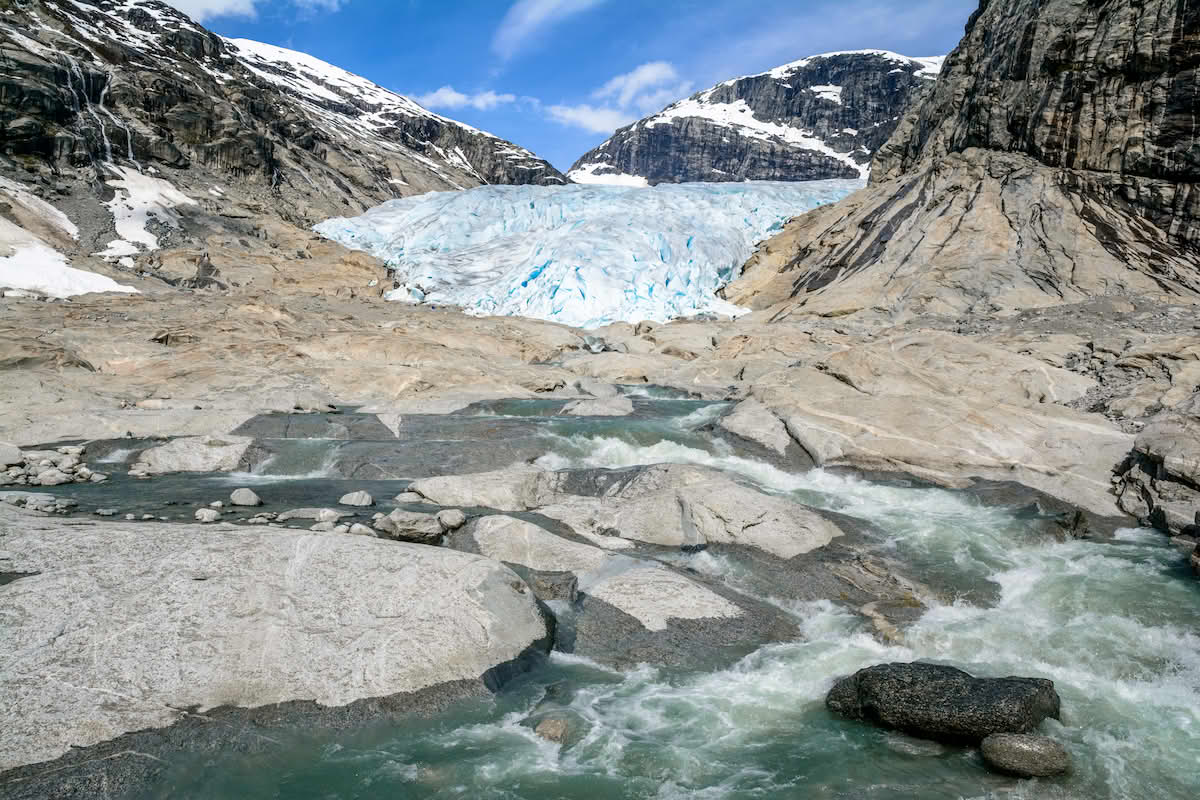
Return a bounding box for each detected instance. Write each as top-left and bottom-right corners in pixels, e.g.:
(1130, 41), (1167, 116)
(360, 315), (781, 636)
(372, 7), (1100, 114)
(568, 50), (943, 186)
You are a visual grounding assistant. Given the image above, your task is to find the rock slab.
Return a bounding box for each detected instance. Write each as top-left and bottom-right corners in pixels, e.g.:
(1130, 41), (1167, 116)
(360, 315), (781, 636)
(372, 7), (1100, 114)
(0, 505), (548, 773)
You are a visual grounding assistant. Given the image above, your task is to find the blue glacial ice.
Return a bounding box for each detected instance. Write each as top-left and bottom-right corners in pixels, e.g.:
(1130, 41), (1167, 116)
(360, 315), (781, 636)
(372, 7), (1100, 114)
(314, 180), (862, 328)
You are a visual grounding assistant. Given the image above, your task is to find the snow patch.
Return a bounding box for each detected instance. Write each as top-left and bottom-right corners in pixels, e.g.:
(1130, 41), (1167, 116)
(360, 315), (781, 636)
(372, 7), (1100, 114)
(646, 98), (868, 178)
(567, 162), (650, 187)
(809, 84), (843, 104)
(314, 180), (860, 328)
(0, 218), (137, 299)
(103, 166), (196, 253)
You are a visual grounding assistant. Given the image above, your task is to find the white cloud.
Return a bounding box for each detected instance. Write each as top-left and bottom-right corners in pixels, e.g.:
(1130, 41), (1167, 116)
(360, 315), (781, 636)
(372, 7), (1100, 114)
(546, 103), (635, 134)
(165, 0), (344, 22)
(415, 86), (518, 111)
(546, 61), (692, 134)
(492, 0), (608, 60)
(594, 61), (685, 110)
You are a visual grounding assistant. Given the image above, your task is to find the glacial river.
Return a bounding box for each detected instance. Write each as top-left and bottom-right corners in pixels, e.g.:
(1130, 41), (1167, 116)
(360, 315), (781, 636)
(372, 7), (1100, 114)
(57, 392), (1200, 799)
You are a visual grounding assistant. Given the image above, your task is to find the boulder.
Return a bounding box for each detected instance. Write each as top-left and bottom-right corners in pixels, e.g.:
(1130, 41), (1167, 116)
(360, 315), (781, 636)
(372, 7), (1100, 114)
(193, 508), (220, 523)
(339, 491), (374, 507)
(980, 733), (1071, 778)
(573, 378), (619, 398)
(560, 396), (634, 417)
(276, 508), (343, 523)
(34, 470), (72, 487)
(408, 467), (557, 511)
(0, 443), (22, 468)
(138, 436), (253, 474)
(534, 717), (569, 744)
(826, 663), (1060, 743)
(229, 488), (262, 507)
(374, 510), (444, 544)
(348, 523), (375, 536)
(718, 398), (792, 456)
(0, 504), (548, 774)
(540, 464), (842, 559)
(435, 509), (466, 531)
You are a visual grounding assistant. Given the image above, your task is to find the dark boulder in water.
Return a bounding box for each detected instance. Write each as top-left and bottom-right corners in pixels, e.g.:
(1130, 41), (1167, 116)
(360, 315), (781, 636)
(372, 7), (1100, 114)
(981, 733), (1071, 777)
(826, 662), (1060, 743)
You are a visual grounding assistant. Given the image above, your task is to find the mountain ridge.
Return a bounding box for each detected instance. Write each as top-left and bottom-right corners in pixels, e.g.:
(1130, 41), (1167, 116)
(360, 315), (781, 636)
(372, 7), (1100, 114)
(568, 50), (944, 186)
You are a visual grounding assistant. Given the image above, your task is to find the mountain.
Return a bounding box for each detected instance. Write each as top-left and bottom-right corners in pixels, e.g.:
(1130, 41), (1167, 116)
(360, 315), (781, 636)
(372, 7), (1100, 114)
(567, 51), (943, 186)
(725, 0), (1200, 318)
(0, 0), (564, 296)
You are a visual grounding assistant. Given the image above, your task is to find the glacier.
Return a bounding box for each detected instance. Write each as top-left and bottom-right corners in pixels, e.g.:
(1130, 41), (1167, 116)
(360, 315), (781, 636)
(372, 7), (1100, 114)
(314, 180), (861, 328)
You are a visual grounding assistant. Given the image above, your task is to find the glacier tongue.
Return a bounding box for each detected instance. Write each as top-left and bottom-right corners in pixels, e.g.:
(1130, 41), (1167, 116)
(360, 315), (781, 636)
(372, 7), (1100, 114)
(314, 180), (861, 328)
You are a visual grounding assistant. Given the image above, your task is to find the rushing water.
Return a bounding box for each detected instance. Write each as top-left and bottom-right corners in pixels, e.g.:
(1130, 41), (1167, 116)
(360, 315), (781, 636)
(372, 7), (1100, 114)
(56, 395), (1200, 799)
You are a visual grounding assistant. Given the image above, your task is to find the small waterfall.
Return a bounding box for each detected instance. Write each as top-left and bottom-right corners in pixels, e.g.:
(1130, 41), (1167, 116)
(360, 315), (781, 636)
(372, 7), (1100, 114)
(59, 54), (138, 169)
(96, 76), (140, 171)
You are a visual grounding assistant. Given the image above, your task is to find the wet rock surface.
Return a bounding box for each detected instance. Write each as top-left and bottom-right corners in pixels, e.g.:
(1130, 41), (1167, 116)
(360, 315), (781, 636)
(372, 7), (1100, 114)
(981, 733), (1071, 777)
(826, 662), (1062, 743)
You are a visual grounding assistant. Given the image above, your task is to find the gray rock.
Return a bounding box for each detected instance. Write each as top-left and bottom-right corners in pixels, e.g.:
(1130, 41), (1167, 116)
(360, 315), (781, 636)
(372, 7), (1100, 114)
(229, 488), (262, 507)
(276, 508), (344, 523)
(719, 398), (792, 456)
(35, 470), (72, 487)
(560, 396), (634, 417)
(0, 503), (548, 773)
(339, 491), (374, 507)
(194, 508), (221, 523)
(826, 663), (1061, 743)
(89, 473), (108, 483)
(138, 436), (253, 475)
(95, 508), (119, 517)
(436, 509), (467, 531)
(310, 522), (336, 532)
(534, 717), (569, 744)
(348, 523), (376, 536)
(981, 733), (1071, 777)
(573, 378), (619, 398)
(375, 510), (444, 544)
(0, 443), (21, 468)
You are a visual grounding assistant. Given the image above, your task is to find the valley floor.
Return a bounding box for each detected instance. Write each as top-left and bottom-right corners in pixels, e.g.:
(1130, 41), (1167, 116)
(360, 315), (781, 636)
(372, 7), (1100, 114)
(1, 285), (1198, 798)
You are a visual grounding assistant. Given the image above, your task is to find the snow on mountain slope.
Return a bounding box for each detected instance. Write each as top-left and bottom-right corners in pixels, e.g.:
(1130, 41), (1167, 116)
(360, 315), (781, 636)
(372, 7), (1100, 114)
(569, 50), (943, 186)
(0, 0), (566, 297)
(315, 180), (862, 328)
(223, 38), (561, 188)
(0, 178), (136, 298)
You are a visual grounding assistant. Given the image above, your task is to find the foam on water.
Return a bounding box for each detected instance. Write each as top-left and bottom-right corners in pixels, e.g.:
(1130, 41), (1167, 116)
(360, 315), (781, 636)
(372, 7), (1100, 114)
(313, 180), (861, 327)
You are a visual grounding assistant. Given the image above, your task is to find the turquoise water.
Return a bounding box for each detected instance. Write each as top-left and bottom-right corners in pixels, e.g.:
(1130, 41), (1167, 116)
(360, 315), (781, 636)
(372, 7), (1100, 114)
(81, 404), (1200, 799)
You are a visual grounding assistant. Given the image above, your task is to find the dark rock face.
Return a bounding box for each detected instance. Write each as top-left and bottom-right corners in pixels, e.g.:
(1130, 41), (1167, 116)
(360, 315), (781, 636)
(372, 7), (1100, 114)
(729, 0), (1200, 317)
(568, 51), (941, 185)
(0, 0), (564, 230)
(980, 733), (1072, 777)
(1116, 412), (1200, 538)
(826, 662), (1061, 743)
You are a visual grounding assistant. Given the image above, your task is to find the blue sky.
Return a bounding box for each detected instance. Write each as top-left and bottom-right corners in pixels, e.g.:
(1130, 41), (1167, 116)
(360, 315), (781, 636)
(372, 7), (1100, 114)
(171, 0), (978, 171)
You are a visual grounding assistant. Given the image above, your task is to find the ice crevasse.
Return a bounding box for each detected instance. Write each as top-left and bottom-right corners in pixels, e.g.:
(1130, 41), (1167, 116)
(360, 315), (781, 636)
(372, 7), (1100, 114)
(314, 180), (861, 328)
